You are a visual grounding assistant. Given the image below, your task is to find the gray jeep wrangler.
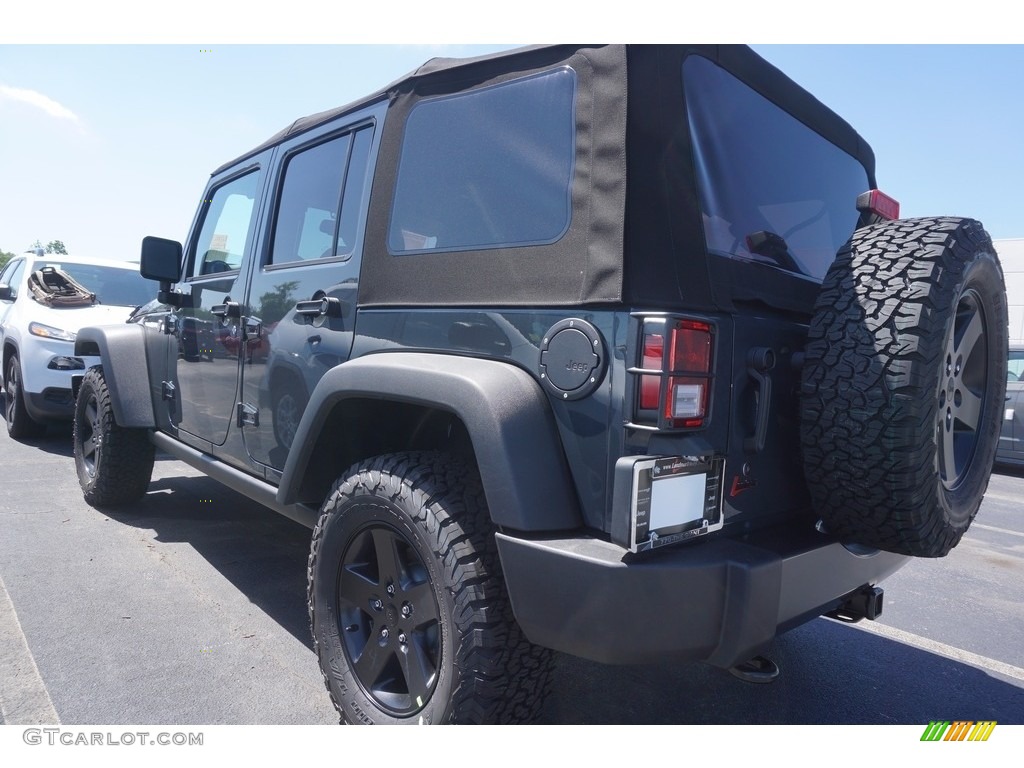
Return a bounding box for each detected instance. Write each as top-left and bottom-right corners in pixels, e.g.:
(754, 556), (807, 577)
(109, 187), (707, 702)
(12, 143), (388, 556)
(72, 44), (1008, 724)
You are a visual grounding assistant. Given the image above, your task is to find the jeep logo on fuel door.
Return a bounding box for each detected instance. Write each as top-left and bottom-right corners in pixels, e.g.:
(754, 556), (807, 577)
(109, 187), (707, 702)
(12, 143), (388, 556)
(537, 318), (608, 401)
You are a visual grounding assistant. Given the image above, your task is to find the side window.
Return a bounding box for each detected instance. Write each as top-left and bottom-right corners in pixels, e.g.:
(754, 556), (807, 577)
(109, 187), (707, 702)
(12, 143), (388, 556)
(189, 171), (261, 279)
(1009, 351), (1024, 382)
(337, 128), (373, 258)
(389, 67), (576, 254)
(269, 126), (373, 267)
(3, 260), (26, 299)
(0, 261), (14, 290)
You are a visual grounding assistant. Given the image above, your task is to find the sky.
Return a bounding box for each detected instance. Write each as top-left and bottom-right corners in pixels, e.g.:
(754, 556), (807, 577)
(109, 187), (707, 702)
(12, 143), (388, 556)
(2, 6), (1023, 266)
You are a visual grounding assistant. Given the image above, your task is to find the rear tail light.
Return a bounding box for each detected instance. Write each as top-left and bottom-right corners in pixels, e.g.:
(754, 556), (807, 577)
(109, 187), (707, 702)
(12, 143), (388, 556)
(637, 318), (713, 429)
(640, 334), (663, 410)
(856, 189), (900, 221)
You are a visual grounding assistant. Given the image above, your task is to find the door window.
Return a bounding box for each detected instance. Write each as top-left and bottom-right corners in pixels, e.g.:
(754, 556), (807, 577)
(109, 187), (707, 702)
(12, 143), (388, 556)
(269, 126), (374, 267)
(1009, 350), (1024, 383)
(189, 171), (261, 279)
(2, 260), (26, 299)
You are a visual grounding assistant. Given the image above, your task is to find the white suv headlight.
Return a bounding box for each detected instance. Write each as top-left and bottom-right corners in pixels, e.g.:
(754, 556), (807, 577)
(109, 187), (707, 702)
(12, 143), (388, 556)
(29, 322), (77, 342)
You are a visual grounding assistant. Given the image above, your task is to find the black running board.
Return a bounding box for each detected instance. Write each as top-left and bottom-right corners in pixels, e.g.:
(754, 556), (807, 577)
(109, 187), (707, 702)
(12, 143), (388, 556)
(150, 431), (319, 529)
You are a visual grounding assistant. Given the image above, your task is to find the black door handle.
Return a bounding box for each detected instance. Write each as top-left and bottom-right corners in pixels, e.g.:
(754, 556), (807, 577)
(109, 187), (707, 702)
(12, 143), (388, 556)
(211, 300), (241, 319)
(295, 296), (343, 319)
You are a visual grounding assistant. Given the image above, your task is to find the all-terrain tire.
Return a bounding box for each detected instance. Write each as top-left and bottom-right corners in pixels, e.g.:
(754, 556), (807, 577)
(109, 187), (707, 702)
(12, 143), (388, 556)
(308, 451), (552, 724)
(5, 354), (47, 439)
(73, 366), (155, 507)
(801, 217), (1007, 557)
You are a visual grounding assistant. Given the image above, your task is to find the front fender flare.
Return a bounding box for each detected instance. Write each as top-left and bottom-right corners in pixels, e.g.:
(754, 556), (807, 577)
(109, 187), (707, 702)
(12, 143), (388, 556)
(74, 325), (155, 428)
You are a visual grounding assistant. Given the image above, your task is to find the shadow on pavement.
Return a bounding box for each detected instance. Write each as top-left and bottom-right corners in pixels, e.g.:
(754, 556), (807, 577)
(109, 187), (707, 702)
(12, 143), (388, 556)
(993, 462), (1024, 479)
(545, 617), (1024, 724)
(92, 468), (1024, 725)
(98, 471), (314, 649)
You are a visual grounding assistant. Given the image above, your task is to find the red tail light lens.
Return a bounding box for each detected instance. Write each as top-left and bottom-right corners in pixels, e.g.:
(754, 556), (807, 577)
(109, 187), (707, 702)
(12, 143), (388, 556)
(666, 321), (711, 427)
(640, 333), (663, 410)
(668, 320), (711, 372)
(637, 318), (713, 428)
(856, 189), (900, 221)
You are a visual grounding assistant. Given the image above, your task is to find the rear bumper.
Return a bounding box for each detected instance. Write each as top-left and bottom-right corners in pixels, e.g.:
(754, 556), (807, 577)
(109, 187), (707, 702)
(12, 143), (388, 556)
(496, 523), (908, 667)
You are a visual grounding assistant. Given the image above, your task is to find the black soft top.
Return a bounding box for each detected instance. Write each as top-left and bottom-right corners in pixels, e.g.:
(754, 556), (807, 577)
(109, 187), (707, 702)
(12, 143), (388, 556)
(215, 45), (876, 310)
(213, 46), (560, 176)
(217, 45), (873, 181)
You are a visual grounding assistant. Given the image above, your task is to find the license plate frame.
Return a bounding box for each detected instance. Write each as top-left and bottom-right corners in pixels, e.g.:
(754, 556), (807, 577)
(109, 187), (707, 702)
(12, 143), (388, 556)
(627, 456), (724, 552)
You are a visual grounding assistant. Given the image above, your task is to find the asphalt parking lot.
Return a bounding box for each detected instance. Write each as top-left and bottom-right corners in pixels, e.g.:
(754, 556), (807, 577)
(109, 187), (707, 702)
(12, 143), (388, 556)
(1, 414), (1022, 726)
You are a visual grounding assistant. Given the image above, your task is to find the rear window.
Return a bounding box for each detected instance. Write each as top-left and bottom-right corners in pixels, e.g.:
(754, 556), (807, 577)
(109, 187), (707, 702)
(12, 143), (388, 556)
(389, 67), (576, 254)
(684, 56), (870, 281)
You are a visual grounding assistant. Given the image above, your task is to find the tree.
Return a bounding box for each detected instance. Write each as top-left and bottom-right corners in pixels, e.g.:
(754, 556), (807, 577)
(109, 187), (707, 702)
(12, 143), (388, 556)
(25, 239), (69, 255)
(258, 281), (299, 325)
(0, 250), (14, 270)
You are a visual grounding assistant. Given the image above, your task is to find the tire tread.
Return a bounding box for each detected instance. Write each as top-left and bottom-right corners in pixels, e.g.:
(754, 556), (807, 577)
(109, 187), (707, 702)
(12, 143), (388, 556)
(74, 366), (155, 507)
(308, 451), (552, 724)
(801, 216), (1007, 557)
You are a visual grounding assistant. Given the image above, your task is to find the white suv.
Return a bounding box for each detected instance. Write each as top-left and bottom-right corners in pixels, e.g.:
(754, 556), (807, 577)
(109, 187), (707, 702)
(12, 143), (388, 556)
(0, 252), (152, 438)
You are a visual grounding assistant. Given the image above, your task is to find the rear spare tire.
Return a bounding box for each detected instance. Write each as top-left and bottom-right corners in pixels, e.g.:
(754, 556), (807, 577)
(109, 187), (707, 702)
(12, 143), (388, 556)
(801, 217), (1007, 557)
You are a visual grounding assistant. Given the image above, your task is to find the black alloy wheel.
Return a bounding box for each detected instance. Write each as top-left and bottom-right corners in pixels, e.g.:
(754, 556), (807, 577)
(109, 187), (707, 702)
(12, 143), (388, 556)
(336, 523), (441, 716)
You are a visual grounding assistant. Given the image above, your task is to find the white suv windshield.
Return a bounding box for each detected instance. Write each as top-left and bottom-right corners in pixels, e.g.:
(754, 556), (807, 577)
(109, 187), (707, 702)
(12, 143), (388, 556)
(32, 261), (152, 307)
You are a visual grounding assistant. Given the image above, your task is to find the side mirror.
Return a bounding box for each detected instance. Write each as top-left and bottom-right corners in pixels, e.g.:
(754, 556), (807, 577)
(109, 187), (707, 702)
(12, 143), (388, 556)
(0, 284), (11, 301)
(141, 236), (183, 282)
(141, 236), (184, 307)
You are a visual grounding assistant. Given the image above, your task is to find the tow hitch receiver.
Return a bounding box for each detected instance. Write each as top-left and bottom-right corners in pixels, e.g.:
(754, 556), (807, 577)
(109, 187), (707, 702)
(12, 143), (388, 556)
(828, 585), (884, 623)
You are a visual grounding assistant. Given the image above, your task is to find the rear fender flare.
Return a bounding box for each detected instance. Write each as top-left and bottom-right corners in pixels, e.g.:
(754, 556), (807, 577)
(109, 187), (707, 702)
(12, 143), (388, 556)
(277, 352), (582, 532)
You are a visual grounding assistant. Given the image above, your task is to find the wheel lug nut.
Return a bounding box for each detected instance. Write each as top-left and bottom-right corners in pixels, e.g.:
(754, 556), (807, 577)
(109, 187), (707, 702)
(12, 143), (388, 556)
(372, 599), (383, 611)
(401, 603), (411, 617)
(386, 583), (395, 596)
(380, 627), (389, 640)
(398, 632), (407, 644)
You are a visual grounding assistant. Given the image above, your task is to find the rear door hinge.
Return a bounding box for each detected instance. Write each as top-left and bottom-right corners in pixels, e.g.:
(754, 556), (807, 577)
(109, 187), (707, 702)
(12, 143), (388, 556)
(237, 402), (259, 428)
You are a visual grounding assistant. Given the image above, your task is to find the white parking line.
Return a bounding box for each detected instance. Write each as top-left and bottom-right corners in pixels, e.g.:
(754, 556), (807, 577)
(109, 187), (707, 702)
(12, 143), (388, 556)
(0, 575), (60, 725)
(971, 522), (1024, 540)
(848, 618), (1024, 684)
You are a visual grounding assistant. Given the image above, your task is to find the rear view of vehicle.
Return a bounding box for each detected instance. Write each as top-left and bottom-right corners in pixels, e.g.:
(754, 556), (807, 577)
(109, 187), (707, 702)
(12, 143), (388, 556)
(618, 48), (1006, 557)
(488, 47), (1005, 677)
